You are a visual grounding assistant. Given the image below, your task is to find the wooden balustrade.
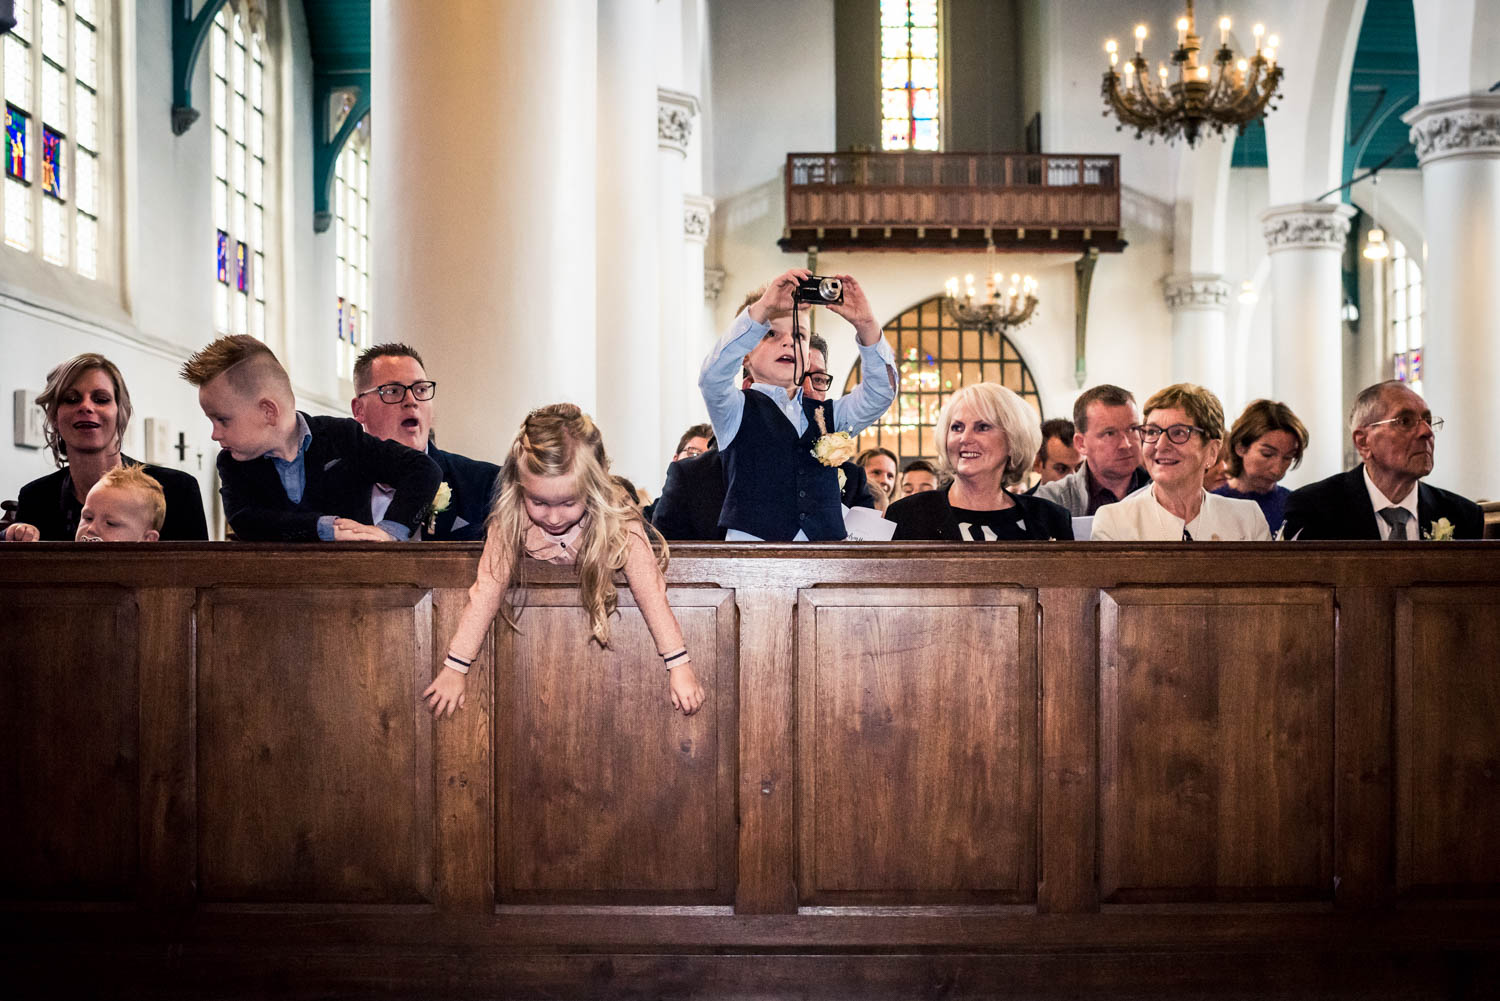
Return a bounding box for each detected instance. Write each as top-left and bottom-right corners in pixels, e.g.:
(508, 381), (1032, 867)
(781, 151), (1127, 253)
(2, 543), (1499, 998)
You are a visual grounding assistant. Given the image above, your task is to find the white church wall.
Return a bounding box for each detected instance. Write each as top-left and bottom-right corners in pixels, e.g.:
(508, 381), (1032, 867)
(0, 0), (335, 524)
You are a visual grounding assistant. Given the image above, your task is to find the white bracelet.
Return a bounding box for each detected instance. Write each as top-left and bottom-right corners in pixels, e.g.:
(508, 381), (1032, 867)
(444, 653), (472, 675)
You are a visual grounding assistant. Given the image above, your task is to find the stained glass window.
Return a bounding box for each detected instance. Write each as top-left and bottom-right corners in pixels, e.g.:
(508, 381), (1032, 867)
(2, 0), (101, 271)
(334, 112), (372, 379)
(1388, 238), (1423, 396)
(841, 294), (1040, 462)
(880, 0), (940, 151)
(211, 8), (268, 339)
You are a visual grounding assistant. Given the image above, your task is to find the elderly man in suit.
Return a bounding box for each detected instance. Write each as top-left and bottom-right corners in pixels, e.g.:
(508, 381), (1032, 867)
(351, 343), (500, 541)
(1281, 380), (1482, 540)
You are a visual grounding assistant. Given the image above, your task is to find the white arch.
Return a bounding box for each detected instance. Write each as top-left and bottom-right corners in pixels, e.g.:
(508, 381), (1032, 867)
(1415, 0), (1500, 103)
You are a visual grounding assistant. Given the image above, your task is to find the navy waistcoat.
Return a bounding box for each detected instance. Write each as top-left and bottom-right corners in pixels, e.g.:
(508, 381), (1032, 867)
(719, 390), (846, 542)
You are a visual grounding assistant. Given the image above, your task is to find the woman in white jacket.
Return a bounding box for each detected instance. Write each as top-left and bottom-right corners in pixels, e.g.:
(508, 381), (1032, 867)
(1092, 383), (1271, 542)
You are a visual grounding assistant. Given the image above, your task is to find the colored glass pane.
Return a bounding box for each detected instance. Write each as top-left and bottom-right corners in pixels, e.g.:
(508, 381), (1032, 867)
(5, 105), (27, 180)
(884, 120), (910, 150)
(236, 240), (248, 292)
(337, 296), (345, 339)
(911, 88), (938, 119)
(41, 125), (62, 199)
(216, 229), (229, 283)
(910, 58), (938, 89)
(1393, 352), (1408, 382)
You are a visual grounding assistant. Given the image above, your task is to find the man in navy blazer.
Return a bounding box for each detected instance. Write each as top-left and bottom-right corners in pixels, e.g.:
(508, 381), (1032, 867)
(1282, 381), (1482, 540)
(352, 344), (500, 541)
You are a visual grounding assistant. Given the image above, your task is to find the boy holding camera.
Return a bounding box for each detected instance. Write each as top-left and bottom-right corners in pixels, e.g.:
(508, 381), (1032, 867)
(697, 268), (896, 541)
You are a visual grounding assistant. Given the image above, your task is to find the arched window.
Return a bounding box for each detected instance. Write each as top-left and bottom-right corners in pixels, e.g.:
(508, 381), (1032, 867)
(842, 294), (1041, 461)
(880, 0), (940, 151)
(3, 0), (108, 278)
(334, 111), (371, 379)
(1388, 238), (1422, 395)
(210, 6), (268, 339)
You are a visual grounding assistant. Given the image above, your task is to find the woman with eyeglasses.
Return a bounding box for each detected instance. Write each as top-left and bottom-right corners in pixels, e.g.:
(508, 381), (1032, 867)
(1211, 399), (1309, 535)
(1091, 383), (1271, 541)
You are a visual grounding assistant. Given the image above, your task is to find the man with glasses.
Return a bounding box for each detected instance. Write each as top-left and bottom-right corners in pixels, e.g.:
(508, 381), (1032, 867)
(352, 343), (500, 541)
(1281, 380), (1481, 540)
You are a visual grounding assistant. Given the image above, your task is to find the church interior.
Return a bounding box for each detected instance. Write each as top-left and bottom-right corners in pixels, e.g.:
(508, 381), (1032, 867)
(3, 0), (1499, 997)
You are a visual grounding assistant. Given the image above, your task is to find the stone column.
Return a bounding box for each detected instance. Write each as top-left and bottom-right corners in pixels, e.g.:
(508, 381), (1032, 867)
(1163, 274), (1230, 391)
(371, 0), (597, 459)
(596, 0), (660, 486)
(658, 88), (699, 453)
(1403, 94), (1500, 500)
(1261, 202), (1356, 485)
(682, 194), (715, 423)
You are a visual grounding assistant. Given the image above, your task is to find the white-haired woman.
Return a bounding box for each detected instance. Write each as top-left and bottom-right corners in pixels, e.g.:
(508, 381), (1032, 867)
(885, 382), (1073, 541)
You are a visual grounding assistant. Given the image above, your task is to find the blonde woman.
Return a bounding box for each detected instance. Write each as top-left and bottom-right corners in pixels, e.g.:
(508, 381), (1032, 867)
(425, 404), (705, 718)
(885, 382), (1072, 541)
(6, 354), (207, 541)
(1092, 383), (1271, 541)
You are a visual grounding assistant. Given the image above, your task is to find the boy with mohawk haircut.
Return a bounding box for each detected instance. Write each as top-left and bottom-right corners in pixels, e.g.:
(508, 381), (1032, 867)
(182, 335), (441, 541)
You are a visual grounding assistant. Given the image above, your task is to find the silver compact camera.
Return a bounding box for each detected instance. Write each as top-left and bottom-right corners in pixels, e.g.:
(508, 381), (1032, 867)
(794, 275), (844, 305)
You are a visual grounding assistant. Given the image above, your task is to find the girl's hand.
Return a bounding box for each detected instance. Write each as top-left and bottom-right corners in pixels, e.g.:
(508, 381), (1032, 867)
(422, 666), (467, 718)
(747, 268), (811, 326)
(669, 662), (705, 715)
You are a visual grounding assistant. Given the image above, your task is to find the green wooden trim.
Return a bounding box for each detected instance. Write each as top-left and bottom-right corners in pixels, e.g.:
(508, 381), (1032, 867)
(313, 71), (370, 233)
(172, 0), (231, 135)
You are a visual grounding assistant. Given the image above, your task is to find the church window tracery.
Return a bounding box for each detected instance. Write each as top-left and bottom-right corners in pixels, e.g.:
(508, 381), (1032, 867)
(334, 109), (371, 380)
(1388, 238), (1423, 394)
(880, 0), (940, 151)
(211, 5), (269, 339)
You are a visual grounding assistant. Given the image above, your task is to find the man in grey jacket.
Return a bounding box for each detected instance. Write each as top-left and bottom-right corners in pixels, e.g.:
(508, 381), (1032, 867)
(1035, 384), (1151, 517)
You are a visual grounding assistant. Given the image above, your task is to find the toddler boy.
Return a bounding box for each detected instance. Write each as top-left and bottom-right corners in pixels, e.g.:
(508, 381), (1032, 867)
(74, 464), (167, 542)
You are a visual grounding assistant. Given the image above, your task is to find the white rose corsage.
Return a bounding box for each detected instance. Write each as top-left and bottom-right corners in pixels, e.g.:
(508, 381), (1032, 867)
(423, 482), (453, 534)
(809, 409), (857, 492)
(1423, 517), (1456, 541)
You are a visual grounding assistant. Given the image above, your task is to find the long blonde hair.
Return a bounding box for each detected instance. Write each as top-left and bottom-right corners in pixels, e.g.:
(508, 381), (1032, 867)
(485, 403), (668, 647)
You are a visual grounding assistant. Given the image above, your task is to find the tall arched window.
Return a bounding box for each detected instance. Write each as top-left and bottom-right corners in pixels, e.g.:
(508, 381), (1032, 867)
(843, 294), (1041, 461)
(1388, 238), (1423, 395)
(210, 6), (268, 339)
(880, 0), (940, 151)
(334, 112), (371, 379)
(3, 0), (108, 277)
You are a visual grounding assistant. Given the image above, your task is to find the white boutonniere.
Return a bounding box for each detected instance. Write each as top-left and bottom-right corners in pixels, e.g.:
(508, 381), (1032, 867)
(423, 482), (453, 534)
(1423, 517), (1456, 541)
(809, 409), (857, 492)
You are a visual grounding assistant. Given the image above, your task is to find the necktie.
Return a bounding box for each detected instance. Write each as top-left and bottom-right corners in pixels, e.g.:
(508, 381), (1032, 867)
(1378, 506), (1412, 541)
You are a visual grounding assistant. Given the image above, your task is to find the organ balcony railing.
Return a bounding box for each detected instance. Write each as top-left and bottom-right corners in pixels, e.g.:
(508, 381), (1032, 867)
(780, 151), (1127, 254)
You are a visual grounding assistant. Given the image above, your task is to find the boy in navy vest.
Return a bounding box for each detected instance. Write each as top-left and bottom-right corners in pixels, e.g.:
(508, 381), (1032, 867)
(698, 268), (897, 541)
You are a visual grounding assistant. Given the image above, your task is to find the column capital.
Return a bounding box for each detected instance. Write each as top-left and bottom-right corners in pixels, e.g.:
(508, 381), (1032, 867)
(1260, 202), (1355, 254)
(658, 88), (699, 156)
(705, 267), (726, 302)
(684, 194), (714, 244)
(1162, 273), (1230, 311)
(1403, 93), (1500, 166)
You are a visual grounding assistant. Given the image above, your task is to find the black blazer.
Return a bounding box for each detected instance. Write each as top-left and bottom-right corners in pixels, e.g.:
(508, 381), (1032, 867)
(219, 413), (442, 541)
(650, 448), (876, 541)
(886, 485), (1074, 541)
(14, 458), (209, 541)
(426, 445), (500, 542)
(1281, 465), (1483, 541)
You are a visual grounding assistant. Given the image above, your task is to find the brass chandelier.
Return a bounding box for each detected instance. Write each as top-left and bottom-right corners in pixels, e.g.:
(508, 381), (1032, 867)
(1102, 0), (1283, 146)
(944, 266), (1038, 333)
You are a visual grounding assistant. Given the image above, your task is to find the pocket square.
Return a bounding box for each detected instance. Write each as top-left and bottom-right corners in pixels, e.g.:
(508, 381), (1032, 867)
(323, 458), (342, 471)
(452, 516), (470, 530)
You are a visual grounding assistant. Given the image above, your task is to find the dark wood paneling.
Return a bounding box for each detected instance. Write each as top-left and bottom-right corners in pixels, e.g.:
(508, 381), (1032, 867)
(495, 587), (736, 904)
(1037, 586), (1099, 913)
(1396, 586), (1500, 897)
(1333, 587), (1393, 909)
(736, 586), (798, 914)
(1100, 587), (1335, 903)
(138, 587), (197, 910)
(0, 586), (139, 900)
(797, 587), (1037, 905)
(431, 586), (493, 913)
(195, 587), (434, 903)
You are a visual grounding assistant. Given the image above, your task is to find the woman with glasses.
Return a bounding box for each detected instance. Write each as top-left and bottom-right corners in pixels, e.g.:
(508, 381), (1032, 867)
(1092, 383), (1271, 541)
(1212, 399), (1309, 535)
(886, 382), (1072, 542)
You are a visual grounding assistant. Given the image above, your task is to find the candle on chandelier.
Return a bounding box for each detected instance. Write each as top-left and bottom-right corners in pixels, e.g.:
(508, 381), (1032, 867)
(1106, 39), (1118, 67)
(1135, 24), (1147, 54)
(1176, 17), (1188, 46)
(1219, 17), (1230, 45)
(1197, 65), (1209, 81)
(1253, 23), (1264, 52)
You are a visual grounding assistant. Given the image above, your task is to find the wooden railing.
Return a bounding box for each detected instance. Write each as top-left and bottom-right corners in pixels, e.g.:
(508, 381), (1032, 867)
(3, 543), (1500, 997)
(781, 151), (1126, 253)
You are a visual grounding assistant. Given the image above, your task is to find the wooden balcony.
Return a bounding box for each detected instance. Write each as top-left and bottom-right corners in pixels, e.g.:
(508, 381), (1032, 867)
(781, 151), (1127, 253)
